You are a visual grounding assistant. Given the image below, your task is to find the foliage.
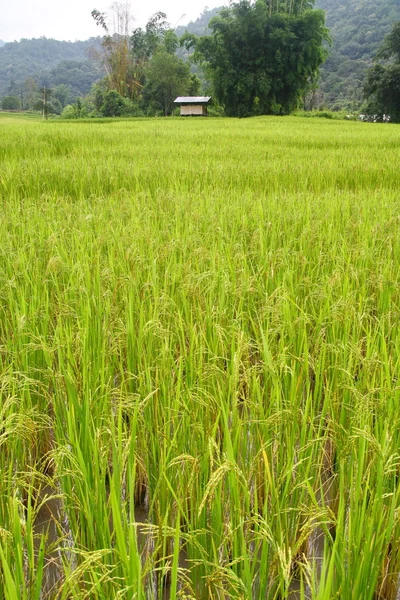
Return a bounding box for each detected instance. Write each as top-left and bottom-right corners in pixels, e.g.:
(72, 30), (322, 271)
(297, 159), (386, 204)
(0, 37), (104, 101)
(188, 73), (202, 96)
(61, 102), (84, 119)
(143, 51), (191, 115)
(318, 0), (400, 109)
(177, 1), (400, 110)
(52, 84), (70, 108)
(363, 22), (400, 122)
(131, 12), (180, 103)
(91, 4), (137, 98)
(131, 11), (169, 62)
(33, 87), (55, 118)
(1, 95), (20, 110)
(184, 1), (329, 117)
(100, 89), (126, 116)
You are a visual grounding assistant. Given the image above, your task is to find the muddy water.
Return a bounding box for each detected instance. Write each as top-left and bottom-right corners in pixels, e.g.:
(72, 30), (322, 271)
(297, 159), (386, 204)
(33, 488), (307, 600)
(33, 489), (182, 599)
(31, 469), (335, 600)
(33, 485), (63, 598)
(32, 490), (315, 600)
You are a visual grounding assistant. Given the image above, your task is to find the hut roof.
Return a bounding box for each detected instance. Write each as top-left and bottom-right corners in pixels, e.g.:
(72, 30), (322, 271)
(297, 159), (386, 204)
(174, 96), (212, 105)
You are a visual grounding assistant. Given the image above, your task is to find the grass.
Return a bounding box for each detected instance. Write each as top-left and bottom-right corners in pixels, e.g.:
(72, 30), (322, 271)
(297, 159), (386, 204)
(0, 111), (42, 121)
(0, 115), (400, 599)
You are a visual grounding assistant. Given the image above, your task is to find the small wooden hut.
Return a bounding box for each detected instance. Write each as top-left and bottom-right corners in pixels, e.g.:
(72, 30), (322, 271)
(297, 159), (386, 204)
(174, 96), (212, 116)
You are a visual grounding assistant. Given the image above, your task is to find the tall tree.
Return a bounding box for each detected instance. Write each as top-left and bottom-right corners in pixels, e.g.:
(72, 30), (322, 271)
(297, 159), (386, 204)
(143, 51), (190, 115)
(364, 22), (400, 122)
(131, 12), (178, 96)
(91, 3), (137, 98)
(182, 0), (329, 117)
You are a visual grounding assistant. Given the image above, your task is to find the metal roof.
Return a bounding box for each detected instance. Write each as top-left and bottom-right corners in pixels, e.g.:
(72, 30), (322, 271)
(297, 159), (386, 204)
(174, 96), (212, 104)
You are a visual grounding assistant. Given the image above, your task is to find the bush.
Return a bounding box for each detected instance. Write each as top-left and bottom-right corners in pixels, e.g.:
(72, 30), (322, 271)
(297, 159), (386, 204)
(121, 98), (144, 117)
(101, 90), (125, 117)
(1, 96), (21, 110)
(61, 104), (81, 119)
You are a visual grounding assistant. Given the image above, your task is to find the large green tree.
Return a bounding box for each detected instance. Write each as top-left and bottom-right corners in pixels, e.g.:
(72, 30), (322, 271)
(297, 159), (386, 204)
(143, 51), (190, 115)
(182, 0), (329, 117)
(363, 22), (400, 122)
(131, 12), (179, 98)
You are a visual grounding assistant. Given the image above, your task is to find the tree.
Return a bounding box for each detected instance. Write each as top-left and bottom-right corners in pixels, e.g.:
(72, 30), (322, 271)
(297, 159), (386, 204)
(1, 96), (21, 110)
(24, 77), (39, 110)
(188, 73), (202, 96)
(91, 3), (137, 98)
(143, 51), (191, 115)
(131, 12), (179, 97)
(364, 22), (400, 122)
(182, 0), (329, 117)
(101, 89), (126, 116)
(53, 84), (71, 108)
(34, 87), (54, 119)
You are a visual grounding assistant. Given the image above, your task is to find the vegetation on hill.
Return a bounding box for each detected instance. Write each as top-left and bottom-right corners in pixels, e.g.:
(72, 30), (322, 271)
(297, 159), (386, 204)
(176, 7), (222, 38)
(318, 0), (400, 109)
(363, 21), (400, 121)
(0, 37), (104, 103)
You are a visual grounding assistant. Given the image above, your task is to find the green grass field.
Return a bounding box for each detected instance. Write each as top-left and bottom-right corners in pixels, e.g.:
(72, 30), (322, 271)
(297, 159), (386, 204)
(1, 116), (400, 599)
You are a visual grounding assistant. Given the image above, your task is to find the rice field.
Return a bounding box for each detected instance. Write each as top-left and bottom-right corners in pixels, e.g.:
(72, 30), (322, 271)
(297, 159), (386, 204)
(1, 115), (400, 599)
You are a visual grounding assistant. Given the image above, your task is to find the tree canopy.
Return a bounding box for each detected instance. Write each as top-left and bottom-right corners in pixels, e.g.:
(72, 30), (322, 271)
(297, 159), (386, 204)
(143, 51), (191, 115)
(183, 0), (329, 117)
(363, 22), (400, 121)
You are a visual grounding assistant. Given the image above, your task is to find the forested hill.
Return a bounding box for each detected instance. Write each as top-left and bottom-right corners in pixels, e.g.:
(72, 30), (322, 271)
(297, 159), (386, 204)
(0, 37), (103, 99)
(318, 0), (400, 108)
(176, 7), (222, 38)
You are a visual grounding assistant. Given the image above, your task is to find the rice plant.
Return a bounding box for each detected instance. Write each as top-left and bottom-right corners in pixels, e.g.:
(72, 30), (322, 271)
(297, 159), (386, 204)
(0, 115), (400, 598)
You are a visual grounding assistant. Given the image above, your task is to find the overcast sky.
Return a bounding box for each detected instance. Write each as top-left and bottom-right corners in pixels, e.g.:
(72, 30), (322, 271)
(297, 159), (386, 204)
(1, 0), (228, 43)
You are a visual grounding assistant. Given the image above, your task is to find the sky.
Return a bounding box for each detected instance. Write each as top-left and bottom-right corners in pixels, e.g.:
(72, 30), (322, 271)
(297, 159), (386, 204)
(1, 0), (228, 43)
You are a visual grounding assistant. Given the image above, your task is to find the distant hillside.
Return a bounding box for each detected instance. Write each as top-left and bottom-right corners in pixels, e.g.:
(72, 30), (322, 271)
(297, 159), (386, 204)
(0, 40), (4, 48)
(318, 0), (400, 109)
(0, 37), (103, 99)
(176, 7), (222, 38)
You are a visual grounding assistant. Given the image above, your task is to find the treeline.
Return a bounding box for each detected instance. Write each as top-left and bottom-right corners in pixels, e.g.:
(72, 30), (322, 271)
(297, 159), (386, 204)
(22, 1), (329, 119)
(1, 0), (399, 116)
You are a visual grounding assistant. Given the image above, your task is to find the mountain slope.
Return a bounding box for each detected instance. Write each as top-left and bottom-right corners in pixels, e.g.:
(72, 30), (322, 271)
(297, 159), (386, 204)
(318, 0), (400, 108)
(0, 37), (103, 98)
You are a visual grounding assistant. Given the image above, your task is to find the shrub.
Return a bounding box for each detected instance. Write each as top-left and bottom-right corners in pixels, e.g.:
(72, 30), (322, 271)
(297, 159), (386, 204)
(101, 90), (126, 117)
(1, 96), (21, 110)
